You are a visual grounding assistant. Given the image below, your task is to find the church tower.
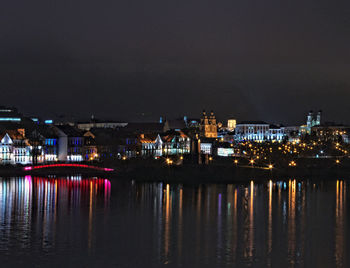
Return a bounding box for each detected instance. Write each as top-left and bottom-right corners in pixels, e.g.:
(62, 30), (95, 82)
(200, 110), (217, 138)
(316, 110), (322, 126)
(307, 111), (313, 129)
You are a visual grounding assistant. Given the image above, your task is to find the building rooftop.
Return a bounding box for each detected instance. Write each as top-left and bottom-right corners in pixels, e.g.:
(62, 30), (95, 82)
(0, 129), (25, 140)
(237, 121), (269, 125)
(124, 122), (165, 134)
(55, 125), (84, 137)
(77, 119), (127, 124)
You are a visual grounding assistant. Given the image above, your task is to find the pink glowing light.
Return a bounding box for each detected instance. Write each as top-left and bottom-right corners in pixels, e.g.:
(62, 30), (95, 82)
(23, 164), (114, 172)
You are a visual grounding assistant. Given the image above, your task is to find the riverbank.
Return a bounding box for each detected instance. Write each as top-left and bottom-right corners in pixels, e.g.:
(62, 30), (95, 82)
(1, 157), (349, 184)
(108, 156), (350, 183)
(115, 164), (350, 184)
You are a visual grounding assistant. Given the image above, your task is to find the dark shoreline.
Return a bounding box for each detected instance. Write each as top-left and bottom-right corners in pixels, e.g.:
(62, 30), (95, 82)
(1, 162), (349, 184)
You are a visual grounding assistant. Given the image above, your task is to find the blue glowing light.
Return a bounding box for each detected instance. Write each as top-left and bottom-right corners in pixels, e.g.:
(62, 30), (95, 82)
(0, 117), (21, 121)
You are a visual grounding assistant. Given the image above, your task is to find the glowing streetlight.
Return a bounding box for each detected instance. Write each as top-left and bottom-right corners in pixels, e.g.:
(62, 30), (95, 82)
(288, 161), (296, 167)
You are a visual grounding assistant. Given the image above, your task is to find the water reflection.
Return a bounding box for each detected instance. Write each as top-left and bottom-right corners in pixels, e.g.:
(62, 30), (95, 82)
(0, 177), (348, 267)
(132, 179), (348, 267)
(335, 180), (345, 267)
(0, 176), (111, 252)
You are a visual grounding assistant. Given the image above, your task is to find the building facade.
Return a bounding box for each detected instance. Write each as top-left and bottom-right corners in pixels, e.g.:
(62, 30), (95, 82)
(235, 121), (285, 142)
(304, 110), (322, 134)
(55, 125), (84, 162)
(0, 130), (31, 165)
(235, 121), (270, 142)
(227, 119), (237, 131)
(200, 110), (218, 138)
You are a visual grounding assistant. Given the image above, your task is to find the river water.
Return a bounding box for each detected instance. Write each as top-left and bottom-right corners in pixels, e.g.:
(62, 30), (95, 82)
(0, 176), (348, 267)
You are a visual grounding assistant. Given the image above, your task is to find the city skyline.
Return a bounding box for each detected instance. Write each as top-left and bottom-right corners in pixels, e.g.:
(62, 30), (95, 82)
(2, 1), (350, 267)
(1, 104), (346, 127)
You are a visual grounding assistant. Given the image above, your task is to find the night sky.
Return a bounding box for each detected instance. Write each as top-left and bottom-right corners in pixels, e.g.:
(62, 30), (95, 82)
(1, 0), (350, 125)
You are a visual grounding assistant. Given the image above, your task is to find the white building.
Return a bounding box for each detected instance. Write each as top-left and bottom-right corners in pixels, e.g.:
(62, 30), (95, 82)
(199, 138), (213, 155)
(162, 131), (191, 155)
(235, 121), (270, 142)
(217, 147), (234, 157)
(235, 121), (286, 142)
(139, 131), (191, 156)
(0, 130), (31, 165)
(55, 125), (85, 162)
(267, 125), (285, 142)
(140, 134), (163, 156)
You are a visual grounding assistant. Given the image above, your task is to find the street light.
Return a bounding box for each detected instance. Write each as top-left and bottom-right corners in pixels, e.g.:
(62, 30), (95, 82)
(289, 161), (296, 167)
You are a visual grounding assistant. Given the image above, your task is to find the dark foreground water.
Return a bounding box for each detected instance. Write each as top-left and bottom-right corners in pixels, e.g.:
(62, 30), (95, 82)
(0, 176), (349, 267)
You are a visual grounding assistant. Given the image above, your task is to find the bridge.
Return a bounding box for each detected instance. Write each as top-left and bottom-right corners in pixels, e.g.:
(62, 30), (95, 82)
(23, 163), (114, 172)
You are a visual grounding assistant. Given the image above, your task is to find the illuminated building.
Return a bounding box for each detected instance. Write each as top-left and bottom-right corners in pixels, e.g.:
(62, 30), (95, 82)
(0, 130), (31, 164)
(31, 125), (60, 162)
(200, 110), (218, 138)
(162, 131), (191, 155)
(304, 110), (322, 134)
(284, 126), (301, 143)
(227, 119), (237, 131)
(55, 125), (84, 162)
(138, 130), (191, 156)
(0, 107), (22, 122)
(77, 116), (128, 131)
(84, 131), (98, 161)
(235, 121), (286, 142)
(88, 128), (129, 159)
(199, 138), (213, 155)
(268, 125), (285, 142)
(311, 123), (350, 143)
(217, 147), (234, 157)
(235, 121), (269, 142)
(139, 134), (163, 156)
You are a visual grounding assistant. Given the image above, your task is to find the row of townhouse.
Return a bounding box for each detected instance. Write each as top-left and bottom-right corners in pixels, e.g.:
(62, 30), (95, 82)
(86, 128), (192, 159)
(0, 125), (98, 165)
(84, 122), (193, 159)
(139, 130), (191, 157)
